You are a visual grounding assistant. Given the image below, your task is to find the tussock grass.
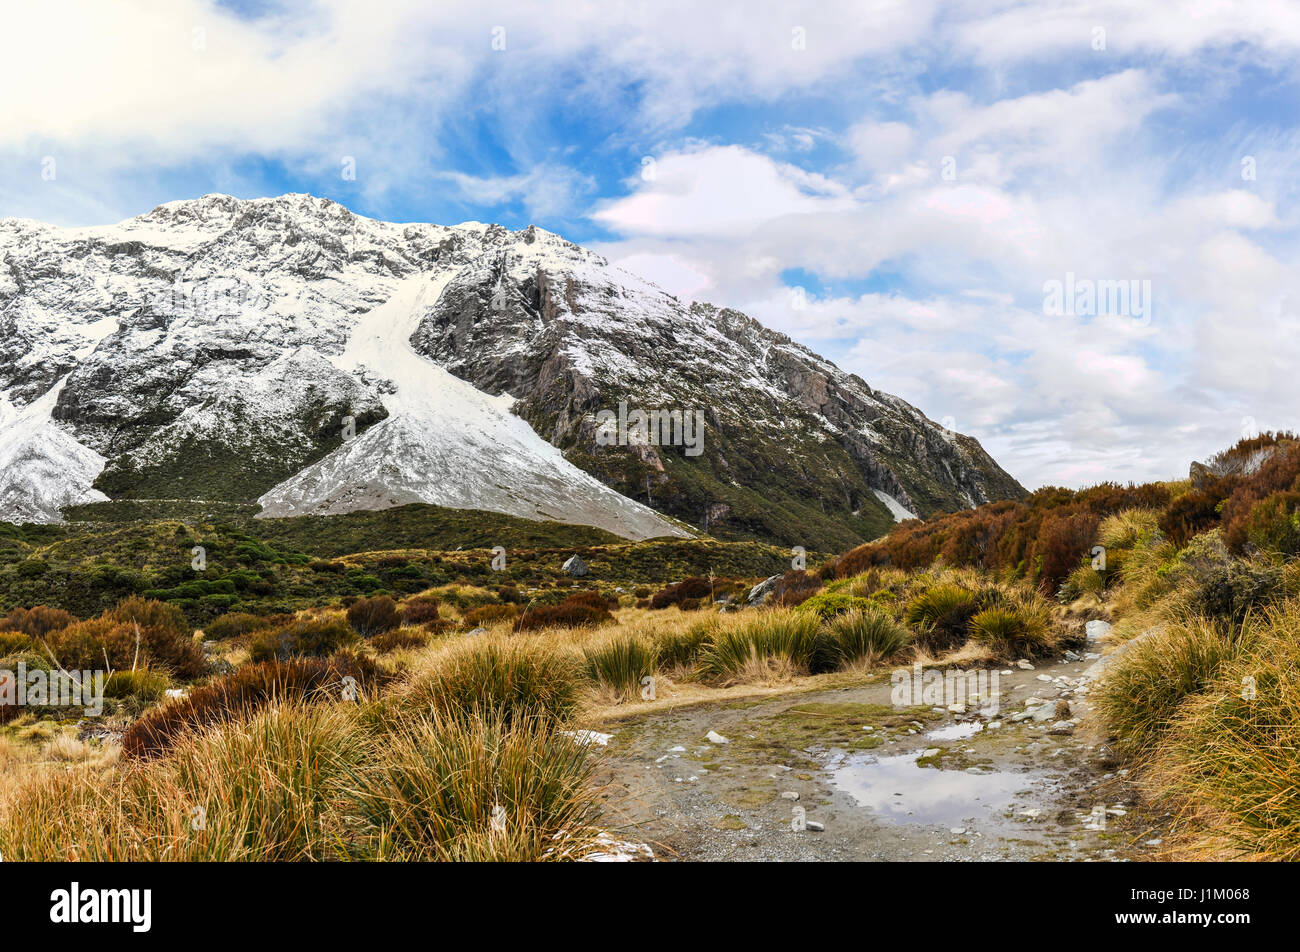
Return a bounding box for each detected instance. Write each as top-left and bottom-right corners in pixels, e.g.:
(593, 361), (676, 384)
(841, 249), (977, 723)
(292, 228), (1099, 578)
(103, 667), (170, 704)
(1095, 616), (1251, 757)
(0, 703), (363, 861)
(1149, 602), (1300, 860)
(903, 584), (979, 651)
(401, 636), (582, 726)
(695, 610), (821, 685)
(344, 710), (603, 861)
(654, 616), (724, 676)
(823, 609), (909, 670)
(1097, 507), (1161, 552)
(582, 636), (657, 702)
(967, 593), (1056, 660)
(0, 701), (608, 862)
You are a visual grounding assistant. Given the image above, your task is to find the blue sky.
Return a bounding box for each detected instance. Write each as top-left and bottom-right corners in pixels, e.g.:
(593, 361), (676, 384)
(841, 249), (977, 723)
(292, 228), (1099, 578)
(5, 0), (1300, 489)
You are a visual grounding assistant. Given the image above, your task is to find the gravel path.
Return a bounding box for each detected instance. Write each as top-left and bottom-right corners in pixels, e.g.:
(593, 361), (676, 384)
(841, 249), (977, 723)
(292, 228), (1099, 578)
(590, 654), (1166, 861)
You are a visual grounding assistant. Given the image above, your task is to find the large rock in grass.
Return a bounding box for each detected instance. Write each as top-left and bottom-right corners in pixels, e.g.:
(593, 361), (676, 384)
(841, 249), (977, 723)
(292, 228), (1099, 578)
(562, 554), (589, 577)
(747, 574), (781, 606)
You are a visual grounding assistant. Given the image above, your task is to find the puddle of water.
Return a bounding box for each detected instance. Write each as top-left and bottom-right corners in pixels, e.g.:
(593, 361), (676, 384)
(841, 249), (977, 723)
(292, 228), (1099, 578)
(925, 721), (983, 741)
(827, 750), (1040, 826)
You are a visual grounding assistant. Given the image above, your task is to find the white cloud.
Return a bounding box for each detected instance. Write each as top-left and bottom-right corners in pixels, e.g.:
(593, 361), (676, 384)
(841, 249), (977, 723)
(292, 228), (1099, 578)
(432, 166), (596, 220)
(8, 0), (1300, 492)
(586, 62), (1300, 489)
(592, 145), (854, 238)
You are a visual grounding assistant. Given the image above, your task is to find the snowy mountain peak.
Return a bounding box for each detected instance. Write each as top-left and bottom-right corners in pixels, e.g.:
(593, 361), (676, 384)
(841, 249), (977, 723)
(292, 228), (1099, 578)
(0, 194), (1023, 546)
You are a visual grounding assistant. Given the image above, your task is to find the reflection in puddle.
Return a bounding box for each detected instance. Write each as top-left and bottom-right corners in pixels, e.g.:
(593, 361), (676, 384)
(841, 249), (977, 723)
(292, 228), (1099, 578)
(827, 750), (1039, 826)
(926, 721), (983, 741)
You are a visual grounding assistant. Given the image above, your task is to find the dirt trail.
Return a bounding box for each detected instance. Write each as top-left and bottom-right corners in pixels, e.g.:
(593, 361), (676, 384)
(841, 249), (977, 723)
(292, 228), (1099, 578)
(591, 654), (1166, 861)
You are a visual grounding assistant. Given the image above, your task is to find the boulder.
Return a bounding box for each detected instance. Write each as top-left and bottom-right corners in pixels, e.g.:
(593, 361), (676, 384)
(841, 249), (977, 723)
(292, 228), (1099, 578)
(562, 554), (589, 577)
(747, 574), (782, 606)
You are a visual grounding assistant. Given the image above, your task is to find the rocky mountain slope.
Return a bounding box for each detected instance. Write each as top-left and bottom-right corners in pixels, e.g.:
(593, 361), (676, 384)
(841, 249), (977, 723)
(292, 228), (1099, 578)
(0, 193), (1024, 547)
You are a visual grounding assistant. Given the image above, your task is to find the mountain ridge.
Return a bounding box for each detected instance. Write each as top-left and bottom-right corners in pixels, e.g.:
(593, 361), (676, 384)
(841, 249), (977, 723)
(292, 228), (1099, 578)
(0, 193), (1025, 547)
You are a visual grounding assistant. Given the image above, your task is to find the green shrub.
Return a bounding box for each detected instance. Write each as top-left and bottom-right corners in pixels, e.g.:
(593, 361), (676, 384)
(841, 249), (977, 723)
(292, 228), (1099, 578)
(796, 590), (871, 621)
(1195, 560), (1283, 625)
(249, 616), (357, 662)
(15, 559), (47, 578)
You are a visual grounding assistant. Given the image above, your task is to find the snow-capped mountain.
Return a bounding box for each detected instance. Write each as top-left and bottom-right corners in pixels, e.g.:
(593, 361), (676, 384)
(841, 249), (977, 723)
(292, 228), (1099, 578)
(0, 193), (1023, 545)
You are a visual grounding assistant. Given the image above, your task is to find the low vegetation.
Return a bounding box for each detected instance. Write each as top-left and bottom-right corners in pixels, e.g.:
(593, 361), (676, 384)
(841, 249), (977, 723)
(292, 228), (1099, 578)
(4, 432), (1295, 860)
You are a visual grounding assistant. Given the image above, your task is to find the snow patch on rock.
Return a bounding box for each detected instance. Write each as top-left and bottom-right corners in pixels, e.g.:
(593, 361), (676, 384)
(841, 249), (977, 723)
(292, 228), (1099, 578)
(0, 378), (109, 522)
(872, 488), (918, 522)
(256, 272), (687, 542)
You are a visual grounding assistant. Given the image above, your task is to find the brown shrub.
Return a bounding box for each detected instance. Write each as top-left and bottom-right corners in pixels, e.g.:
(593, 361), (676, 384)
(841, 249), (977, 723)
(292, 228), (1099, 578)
(43, 597), (203, 679)
(772, 570), (823, 608)
(203, 612), (285, 641)
(649, 576), (713, 609)
(462, 604), (520, 628)
(1222, 443), (1300, 552)
(1026, 510), (1101, 590)
(346, 596), (401, 638)
(0, 605), (76, 637)
(1161, 486), (1231, 547)
(1235, 490), (1300, 557)
(371, 628), (429, 653)
(514, 591), (615, 631)
(835, 482), (1171, 592)
(495, 585), (522, 603)
(121, 656), (373, 758)
(399, 594), (441, 627)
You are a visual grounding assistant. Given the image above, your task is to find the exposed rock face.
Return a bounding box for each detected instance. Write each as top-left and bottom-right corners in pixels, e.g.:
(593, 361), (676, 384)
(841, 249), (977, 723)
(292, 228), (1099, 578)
(0, 193), (1024, 545)
(1190, 446), (1276, 490)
